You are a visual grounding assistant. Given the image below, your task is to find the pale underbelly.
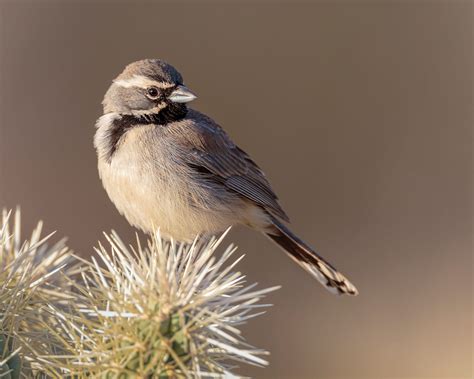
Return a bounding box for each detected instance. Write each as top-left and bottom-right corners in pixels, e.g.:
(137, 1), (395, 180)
(99, 162), (237, 242)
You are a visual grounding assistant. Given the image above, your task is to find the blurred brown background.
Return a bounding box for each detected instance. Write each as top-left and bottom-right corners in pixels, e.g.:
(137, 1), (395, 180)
(0, 1), (472, 378)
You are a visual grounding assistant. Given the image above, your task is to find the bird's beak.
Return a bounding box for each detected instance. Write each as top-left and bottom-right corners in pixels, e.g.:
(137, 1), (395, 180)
(169, 85), (197, 103)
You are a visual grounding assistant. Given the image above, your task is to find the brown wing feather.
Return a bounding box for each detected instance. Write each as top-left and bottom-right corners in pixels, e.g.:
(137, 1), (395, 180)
(177, 110), (289, 222)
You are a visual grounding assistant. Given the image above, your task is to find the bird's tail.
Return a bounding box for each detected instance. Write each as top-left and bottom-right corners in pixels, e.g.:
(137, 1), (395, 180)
(266, 218), (358, 296)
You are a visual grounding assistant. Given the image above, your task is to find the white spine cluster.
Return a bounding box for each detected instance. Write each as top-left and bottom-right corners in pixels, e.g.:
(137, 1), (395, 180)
(49, 230), (278, 377)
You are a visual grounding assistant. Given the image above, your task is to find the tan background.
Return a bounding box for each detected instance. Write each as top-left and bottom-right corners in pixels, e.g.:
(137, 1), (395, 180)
(0, 1), (472, 378)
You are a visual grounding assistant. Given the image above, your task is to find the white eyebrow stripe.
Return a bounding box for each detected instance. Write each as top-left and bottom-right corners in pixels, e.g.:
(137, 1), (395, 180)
(113, 75), (174, 89)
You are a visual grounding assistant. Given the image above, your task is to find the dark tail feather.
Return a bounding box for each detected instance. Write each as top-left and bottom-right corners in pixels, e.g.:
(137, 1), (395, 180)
(266, 218), (358, 296)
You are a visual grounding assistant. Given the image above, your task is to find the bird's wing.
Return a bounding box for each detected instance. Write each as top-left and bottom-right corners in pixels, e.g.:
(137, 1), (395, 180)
(178, 113), (289, 222)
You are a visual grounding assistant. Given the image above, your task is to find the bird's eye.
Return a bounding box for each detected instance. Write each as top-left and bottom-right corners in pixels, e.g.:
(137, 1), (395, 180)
(146, 87), (159, 99)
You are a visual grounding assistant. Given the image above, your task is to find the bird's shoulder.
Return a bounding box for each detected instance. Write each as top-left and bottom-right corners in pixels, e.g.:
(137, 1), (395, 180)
(166, 109), (234, 148)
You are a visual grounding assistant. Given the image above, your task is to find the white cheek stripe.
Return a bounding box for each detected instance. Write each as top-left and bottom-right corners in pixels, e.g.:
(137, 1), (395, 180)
(131, 103), (168, 115)
(113, 75), (174, 89)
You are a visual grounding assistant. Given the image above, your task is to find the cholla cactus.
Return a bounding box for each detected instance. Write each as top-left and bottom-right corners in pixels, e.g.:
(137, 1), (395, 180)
(49, 230), (279, 378)
(0, 209), (76, 377)
(1, 208), (278, 378)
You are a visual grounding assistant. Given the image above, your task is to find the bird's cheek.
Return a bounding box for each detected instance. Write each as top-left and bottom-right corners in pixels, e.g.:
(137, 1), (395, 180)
(127, 93), (153, 111)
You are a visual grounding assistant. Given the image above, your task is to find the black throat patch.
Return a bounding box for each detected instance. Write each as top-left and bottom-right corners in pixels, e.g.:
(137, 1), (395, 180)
(105, 103), (187, 162)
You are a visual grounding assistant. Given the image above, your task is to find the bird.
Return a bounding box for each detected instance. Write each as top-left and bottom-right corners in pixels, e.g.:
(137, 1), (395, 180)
(94, 59), (358, 296)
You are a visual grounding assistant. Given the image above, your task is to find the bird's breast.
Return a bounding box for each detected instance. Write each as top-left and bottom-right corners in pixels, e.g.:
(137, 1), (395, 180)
(96, 124), (237, 241)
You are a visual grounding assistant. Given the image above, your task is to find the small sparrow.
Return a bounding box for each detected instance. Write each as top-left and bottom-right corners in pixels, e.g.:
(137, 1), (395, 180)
(94, 59), (358, 295)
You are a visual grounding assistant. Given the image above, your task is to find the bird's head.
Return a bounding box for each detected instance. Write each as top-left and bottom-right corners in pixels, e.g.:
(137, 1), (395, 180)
(102, 59), (197, 115)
